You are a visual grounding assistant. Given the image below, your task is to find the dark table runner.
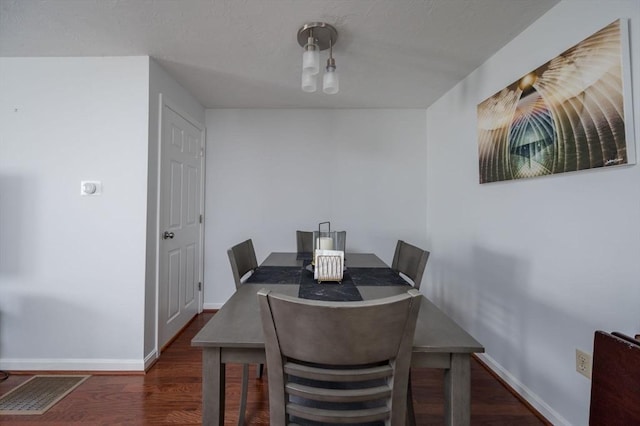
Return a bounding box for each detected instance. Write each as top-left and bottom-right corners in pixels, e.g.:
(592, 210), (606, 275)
(348, 267), (411, 287)
(245, 265), (407, 301)
(298, 269), (363, 301)
(244, 266), (302, 284)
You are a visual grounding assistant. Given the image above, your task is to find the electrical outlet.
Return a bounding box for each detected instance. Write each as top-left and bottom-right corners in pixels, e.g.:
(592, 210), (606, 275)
(576, 349), (592, 379)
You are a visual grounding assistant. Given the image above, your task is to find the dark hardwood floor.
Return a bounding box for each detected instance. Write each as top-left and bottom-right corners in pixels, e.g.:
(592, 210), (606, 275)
(0, 312), (549, 425)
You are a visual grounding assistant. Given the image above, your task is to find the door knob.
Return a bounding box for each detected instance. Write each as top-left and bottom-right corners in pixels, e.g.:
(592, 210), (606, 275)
(163, 231), (175, 240)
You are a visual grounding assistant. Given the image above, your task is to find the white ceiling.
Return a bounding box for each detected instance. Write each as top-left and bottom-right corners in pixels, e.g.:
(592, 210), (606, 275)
(0, 0), (559, 109)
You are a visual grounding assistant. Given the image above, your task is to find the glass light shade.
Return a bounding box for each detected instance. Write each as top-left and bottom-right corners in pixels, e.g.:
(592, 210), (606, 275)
(301, 70), (317, 93)
(302, 47), (320, 75)
(323, 69), (339, 94)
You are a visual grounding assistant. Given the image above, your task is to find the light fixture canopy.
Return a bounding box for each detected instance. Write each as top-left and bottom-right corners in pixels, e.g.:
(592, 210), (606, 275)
(297, 22), (338, 51)
(298, 22), (339, 95)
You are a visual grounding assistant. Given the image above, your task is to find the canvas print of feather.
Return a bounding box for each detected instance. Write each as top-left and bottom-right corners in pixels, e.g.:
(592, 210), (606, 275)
(477, 19), (635, 184)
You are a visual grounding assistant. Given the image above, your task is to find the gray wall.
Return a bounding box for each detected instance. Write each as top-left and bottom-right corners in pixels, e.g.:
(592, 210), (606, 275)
(0, 57), (150, 370)
(0, 56), (205, 371)
(204, 109), (428, 307)
(425, 1), (640, 424)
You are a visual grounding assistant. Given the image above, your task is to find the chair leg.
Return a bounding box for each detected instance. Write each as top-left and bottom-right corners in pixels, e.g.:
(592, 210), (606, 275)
(257, 363), (264, 379)
(238, 364), (249, 426)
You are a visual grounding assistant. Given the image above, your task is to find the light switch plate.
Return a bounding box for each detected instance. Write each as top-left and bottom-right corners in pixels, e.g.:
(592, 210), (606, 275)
(81, 180), (102, 196)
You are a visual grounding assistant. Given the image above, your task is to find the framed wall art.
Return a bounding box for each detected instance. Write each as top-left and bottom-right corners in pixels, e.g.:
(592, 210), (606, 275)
(477, 19), (635, 184)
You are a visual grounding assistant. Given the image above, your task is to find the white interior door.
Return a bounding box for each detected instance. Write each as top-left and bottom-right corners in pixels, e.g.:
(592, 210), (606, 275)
(158, 101), (203, 349)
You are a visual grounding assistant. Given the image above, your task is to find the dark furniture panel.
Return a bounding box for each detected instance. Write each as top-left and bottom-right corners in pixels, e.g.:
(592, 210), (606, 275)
(589, 330), (640, 424)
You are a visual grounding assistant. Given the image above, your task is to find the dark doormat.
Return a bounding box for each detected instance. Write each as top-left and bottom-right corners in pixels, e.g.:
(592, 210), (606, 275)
(0, 375), (90, 415)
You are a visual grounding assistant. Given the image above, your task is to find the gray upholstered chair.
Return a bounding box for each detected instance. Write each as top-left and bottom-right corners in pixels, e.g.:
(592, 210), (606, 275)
(258, 288), (421, 425)
(227, 238), (261, 425)
(298, 230), (347, 252)
(391, 240), (430, 290)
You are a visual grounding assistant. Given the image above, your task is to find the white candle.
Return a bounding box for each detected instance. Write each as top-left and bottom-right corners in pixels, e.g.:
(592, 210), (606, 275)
(316, 237), (334, 250)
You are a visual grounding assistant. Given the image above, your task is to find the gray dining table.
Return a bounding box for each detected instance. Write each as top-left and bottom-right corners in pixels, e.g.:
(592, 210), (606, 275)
(192, 252), (484, 425)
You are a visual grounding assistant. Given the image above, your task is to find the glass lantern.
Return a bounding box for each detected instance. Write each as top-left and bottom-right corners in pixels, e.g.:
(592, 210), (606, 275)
(312, 221), (336, 265)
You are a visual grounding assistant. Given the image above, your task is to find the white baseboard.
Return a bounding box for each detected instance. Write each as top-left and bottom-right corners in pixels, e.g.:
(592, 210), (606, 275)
(203, 302), (224, 310)
(144, 350), (158, 370)
(0, 358), (145, 372)
(476, 353), (571, 426)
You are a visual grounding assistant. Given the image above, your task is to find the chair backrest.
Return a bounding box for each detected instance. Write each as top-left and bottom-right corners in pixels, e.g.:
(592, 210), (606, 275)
(296, 230), (314, 253)
(391, 240), (430, 289)
(335, 230), (347, 252)
(258, 288), (421, 425)
(227, 239), (258, 289)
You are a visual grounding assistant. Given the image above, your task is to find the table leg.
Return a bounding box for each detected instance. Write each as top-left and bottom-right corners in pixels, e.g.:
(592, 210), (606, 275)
(202, 348), (225, 426)
(407, 371), (416, 426)
(238, 364), (249, 426)
(444, 353), (471, 426)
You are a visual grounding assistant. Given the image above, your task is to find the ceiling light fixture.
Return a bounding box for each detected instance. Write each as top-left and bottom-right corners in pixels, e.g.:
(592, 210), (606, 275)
(297, 22), (339, 94)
